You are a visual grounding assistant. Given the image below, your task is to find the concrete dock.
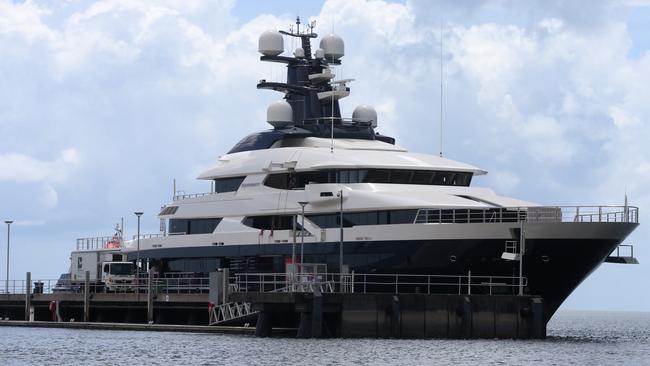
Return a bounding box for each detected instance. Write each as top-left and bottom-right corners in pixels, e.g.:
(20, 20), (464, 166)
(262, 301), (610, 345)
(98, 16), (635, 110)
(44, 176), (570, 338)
(0, 319), (255, 334)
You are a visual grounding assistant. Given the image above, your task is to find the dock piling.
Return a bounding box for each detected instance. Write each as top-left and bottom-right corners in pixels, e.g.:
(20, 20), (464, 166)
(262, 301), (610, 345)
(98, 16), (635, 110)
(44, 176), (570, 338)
(83, 270), (90, 322)
(25, 272), (31, 321)
(147, 269), (154, 323)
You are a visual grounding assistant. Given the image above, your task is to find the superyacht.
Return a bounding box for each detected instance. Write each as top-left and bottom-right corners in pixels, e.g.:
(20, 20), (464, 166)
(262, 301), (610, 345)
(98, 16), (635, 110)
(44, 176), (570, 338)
(119, 20), (639, 321)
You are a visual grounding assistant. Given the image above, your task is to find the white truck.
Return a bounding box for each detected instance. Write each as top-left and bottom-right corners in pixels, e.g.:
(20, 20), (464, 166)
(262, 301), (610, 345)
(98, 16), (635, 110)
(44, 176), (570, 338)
(70, 248), (136, 292)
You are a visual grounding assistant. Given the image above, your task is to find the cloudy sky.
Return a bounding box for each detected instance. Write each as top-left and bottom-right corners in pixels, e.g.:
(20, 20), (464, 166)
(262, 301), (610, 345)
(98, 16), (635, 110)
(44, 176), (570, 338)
(1, 0), (649, 311)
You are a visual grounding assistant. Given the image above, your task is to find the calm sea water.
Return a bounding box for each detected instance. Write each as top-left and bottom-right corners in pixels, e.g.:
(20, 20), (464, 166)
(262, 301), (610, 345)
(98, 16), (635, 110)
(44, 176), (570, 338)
(0, 311), (649, 365)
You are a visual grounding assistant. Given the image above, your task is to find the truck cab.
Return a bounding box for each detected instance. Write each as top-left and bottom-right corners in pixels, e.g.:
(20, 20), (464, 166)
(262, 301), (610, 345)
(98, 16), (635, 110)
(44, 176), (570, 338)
(101, 261), (135, 292)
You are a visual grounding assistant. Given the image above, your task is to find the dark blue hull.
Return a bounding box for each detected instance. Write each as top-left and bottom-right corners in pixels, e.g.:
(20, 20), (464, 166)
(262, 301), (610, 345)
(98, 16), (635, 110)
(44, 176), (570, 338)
(130, 232), (629, 321)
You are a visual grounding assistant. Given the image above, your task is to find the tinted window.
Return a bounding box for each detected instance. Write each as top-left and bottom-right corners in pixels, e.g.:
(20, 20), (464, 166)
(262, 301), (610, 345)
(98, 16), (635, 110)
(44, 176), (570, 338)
(169, 218), (222, 234)
(365, 169), (390, 183)
(243, 215), (301, 231)
(412, 171), (433, 184)
(214, 176), (245, 193)
(307, 210), (417, 228)
(390, 170), (412, 184)
(264, 169), (473, 189)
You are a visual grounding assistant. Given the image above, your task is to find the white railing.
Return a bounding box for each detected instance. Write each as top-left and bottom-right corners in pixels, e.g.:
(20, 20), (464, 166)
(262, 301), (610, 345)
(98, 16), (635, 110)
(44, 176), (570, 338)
(132, 233), (166, 240)
(414, 206), (639, 225)
(0, 274), (210, 295)
(233, 272), (527, 296)
(75, 236), (118, 250)
(173, 192), (217, 201)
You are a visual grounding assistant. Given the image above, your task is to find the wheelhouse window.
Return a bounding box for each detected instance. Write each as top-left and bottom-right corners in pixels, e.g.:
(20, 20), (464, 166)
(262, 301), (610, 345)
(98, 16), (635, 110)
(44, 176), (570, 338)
(263, 169), (473, 189)
(169, 218), (222, 235)
(214, 176), (245, 193)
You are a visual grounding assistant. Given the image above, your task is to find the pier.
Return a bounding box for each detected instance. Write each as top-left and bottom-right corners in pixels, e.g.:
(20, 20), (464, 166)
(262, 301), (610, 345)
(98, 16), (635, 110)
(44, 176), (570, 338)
(0, 270), (546, 339)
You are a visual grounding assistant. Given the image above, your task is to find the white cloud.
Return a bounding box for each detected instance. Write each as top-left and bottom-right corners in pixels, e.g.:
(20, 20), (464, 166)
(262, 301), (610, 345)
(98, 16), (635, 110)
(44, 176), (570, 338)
(0, 149), (81, 183)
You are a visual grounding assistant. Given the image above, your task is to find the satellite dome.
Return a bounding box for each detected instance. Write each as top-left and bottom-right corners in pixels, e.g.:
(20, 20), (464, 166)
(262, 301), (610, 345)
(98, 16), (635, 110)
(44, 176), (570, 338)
(258, 30), (283, 56)
(315, 48), (325, 59)
(267, 100), (293, 128)
(319, 34), (344, 61)
(352, 105), (378, 128)
(293, 47), (305, 58)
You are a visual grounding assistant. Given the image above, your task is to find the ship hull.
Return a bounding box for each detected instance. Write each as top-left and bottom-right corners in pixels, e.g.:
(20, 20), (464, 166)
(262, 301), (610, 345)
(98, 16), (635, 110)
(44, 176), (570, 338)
(129, 222), (637, 321)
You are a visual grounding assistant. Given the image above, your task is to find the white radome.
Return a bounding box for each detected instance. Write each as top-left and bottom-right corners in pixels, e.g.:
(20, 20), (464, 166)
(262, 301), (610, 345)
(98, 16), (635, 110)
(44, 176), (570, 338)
(352, 105), (378, 128)
(267, 100), (293, 127)
(319, 34), (344, 61)
(258, 30), (284, 56)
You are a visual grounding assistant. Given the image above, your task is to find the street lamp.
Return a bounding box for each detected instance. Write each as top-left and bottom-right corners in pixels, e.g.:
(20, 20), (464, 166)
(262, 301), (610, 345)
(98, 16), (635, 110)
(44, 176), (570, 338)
(298, 201), (309, 277)
(336, 191), (344, 277)
(134, 212), (143, 294)
(4, 220), (12, 295)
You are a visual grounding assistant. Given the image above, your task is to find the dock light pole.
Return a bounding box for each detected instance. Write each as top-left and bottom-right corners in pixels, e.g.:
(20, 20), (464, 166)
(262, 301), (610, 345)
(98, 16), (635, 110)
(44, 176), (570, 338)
(134, 212), (143, 294)
(291, 214), (296, 289)
(5, 220), (12, 295)
(298, 201), (309, 277)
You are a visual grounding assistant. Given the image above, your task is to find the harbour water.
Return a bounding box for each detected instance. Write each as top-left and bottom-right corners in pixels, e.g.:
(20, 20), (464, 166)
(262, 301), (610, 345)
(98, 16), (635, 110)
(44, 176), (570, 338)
(1, 310), (648, 365)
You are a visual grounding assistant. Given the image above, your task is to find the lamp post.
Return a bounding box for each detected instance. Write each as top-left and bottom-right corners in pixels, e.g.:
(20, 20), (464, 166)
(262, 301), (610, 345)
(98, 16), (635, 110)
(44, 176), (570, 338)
(336, 190), (344, 278)
(291, 214), (296, 289)
(298, 201), (309, 277)
(134, 212), (143, 294)
(4, 220), (12, 295)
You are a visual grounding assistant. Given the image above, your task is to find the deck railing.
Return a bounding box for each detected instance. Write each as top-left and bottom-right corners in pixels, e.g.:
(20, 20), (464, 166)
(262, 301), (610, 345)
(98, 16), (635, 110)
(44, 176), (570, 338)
(173, 192), (217, 201)
(75, 236), (117, 251)
(414, 206), (638, 225)
(0, 273), (210, 295)
(233, 272), (527, 296)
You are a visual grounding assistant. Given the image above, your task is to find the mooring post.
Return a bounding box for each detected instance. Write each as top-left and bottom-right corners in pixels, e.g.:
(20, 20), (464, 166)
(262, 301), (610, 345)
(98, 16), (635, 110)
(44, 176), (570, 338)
(25, 272), (31, 321)
(531, 298), (545, 338)
(84, 270), (90, 322)
(391, 295), (401, 338)
(147, 269), (154, 323)
(311, 291), (323, 338)
(462, 296), (472, 338)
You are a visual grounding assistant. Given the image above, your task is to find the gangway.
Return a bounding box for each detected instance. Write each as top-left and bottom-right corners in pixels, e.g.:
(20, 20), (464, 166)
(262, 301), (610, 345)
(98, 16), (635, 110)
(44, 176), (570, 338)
(209, 301), (258, 326)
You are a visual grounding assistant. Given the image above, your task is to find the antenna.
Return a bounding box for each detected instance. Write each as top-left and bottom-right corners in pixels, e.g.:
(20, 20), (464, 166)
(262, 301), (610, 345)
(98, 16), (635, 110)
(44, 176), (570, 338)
(331, 66), (335, 154)
(439, 22), (443, 158)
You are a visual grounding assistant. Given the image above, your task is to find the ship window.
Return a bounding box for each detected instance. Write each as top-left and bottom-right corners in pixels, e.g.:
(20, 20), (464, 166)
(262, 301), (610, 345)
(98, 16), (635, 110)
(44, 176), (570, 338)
(159, 206), (179, 215)
(263, 169), (473, 190)
(169, 218), (222, 235)
(390, 170), (412, 184)
(264, 173), (288, 189)
(242, 215), (302, 231)
(214, 176), (245, 193)
(307, 209), (417, 228)
(365, 169), (391, 183)
(412, 171), (433, 184)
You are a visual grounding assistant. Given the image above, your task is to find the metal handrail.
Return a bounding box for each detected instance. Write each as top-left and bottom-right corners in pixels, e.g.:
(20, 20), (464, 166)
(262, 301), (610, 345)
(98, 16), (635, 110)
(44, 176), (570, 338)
(132, 233), (166, 239)
(611, 244), (635, 258)
(233, 272), (528, 296)
(414, 205), (639, 225)
(173, 192), (218, 201)
(0, 274), (210, 295)
(75, 236), (117, 251)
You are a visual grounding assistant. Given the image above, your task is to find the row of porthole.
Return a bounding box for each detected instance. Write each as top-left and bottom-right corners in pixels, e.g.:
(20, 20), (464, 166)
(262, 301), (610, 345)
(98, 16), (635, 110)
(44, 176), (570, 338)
(448, 255), (551, 263)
